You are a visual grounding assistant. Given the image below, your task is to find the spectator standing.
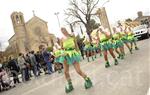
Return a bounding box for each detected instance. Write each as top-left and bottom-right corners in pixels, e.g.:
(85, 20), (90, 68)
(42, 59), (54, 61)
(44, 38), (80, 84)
(39, 51), (47, 74)
(17, 53), (29, 82)
(42, 47), (53, 74)
(35, 51), (42, 74)
(8, 57), (21, 84)
(24, 53), (32, 77)
(29, 51), (39, 77)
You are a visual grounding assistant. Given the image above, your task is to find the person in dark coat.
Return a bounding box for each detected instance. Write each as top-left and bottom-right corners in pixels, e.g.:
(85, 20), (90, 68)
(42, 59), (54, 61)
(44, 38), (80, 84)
(42, 47), (53, 74)
(8, 56), (21, 84)
(35, 51), (42, 74)
(29, 51), (39, 77)
(25, 53), (33, 77)
(39, 51), (47, 74)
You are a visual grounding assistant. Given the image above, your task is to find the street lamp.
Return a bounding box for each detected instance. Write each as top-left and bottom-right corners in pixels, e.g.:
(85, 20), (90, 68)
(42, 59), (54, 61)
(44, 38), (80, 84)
(54, 12), (61, 28)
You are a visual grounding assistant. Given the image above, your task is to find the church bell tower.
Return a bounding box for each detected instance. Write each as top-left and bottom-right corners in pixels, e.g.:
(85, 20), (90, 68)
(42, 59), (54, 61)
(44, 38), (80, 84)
(11, 12), (27, 54)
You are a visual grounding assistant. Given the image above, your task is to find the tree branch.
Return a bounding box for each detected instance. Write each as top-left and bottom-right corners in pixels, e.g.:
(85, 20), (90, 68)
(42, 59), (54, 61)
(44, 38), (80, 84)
(70, 0), (86, 15)
(65, 0), (100, 40)
(89, 0), (99, 14)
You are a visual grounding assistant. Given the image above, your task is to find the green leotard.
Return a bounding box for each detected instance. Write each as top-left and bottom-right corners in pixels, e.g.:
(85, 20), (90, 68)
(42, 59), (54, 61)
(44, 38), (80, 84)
(63, 37), (81, 65)
(99, 33), (113, 51)
(83, 39), (93, 51)
(120, 32), (129, 43)
(127, 31), (137, 42)
(112, 33), (124, 49)
(63, 37), (75, 49)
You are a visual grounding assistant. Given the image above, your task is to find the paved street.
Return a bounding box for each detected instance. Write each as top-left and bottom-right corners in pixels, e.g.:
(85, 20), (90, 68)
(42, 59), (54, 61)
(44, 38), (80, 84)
(1, 39), (150, 95)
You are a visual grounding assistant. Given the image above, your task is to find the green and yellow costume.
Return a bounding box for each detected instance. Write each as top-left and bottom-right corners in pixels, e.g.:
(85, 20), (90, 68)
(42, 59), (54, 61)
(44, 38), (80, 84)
(127, 31), (137, 43)
(99, 33), (119, 67)
(92, 43), (99, 51)
(99, 33), (113, 51)
(120, 32), (129, 43)
(54, 49), (65, 64)
(63, 38), (93, 93)
(63, 37), (81, 65)
(112, 32), (124, 49)
(83, 40), (93, 52)
(83, 38), (95, 61)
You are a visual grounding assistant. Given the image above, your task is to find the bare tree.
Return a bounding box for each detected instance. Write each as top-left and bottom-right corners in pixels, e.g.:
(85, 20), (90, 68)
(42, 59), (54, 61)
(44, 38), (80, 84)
(65, 0), (100, 41)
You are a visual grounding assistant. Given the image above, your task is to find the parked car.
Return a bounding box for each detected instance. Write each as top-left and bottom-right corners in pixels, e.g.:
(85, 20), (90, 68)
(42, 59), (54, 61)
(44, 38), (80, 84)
(132, 25), (149, 40)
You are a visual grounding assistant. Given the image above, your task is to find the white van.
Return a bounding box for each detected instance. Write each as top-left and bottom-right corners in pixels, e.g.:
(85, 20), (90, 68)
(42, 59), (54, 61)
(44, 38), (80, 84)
(132, 25), (149, 39)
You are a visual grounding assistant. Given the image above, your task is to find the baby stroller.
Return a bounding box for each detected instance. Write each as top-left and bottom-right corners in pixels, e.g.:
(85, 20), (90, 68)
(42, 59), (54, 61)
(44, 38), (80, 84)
(0, 64), (15, 92)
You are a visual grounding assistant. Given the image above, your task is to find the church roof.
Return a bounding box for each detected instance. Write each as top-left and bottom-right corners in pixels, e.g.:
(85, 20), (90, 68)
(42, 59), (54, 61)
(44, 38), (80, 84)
(26, 16), (47, 25)
(134, 16), (150, 21)
(8, 34), (16, 42)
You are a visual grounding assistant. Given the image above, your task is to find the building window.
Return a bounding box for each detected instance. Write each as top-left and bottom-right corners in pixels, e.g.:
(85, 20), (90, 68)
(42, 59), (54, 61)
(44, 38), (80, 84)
(16, 15), (20, 24)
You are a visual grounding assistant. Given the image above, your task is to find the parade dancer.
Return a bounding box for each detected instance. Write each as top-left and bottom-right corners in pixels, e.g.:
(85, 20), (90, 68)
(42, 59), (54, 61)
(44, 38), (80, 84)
(112, 27), (125, 59)
(60, 27), (93, 93)
(97, 27), (118, 68)
(125, 24), (139, 52)
(96, 34), (103, 57)
(117, 22), (132, 54)
(83, 37), (95, 62)
(91, 36), (102, 59)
